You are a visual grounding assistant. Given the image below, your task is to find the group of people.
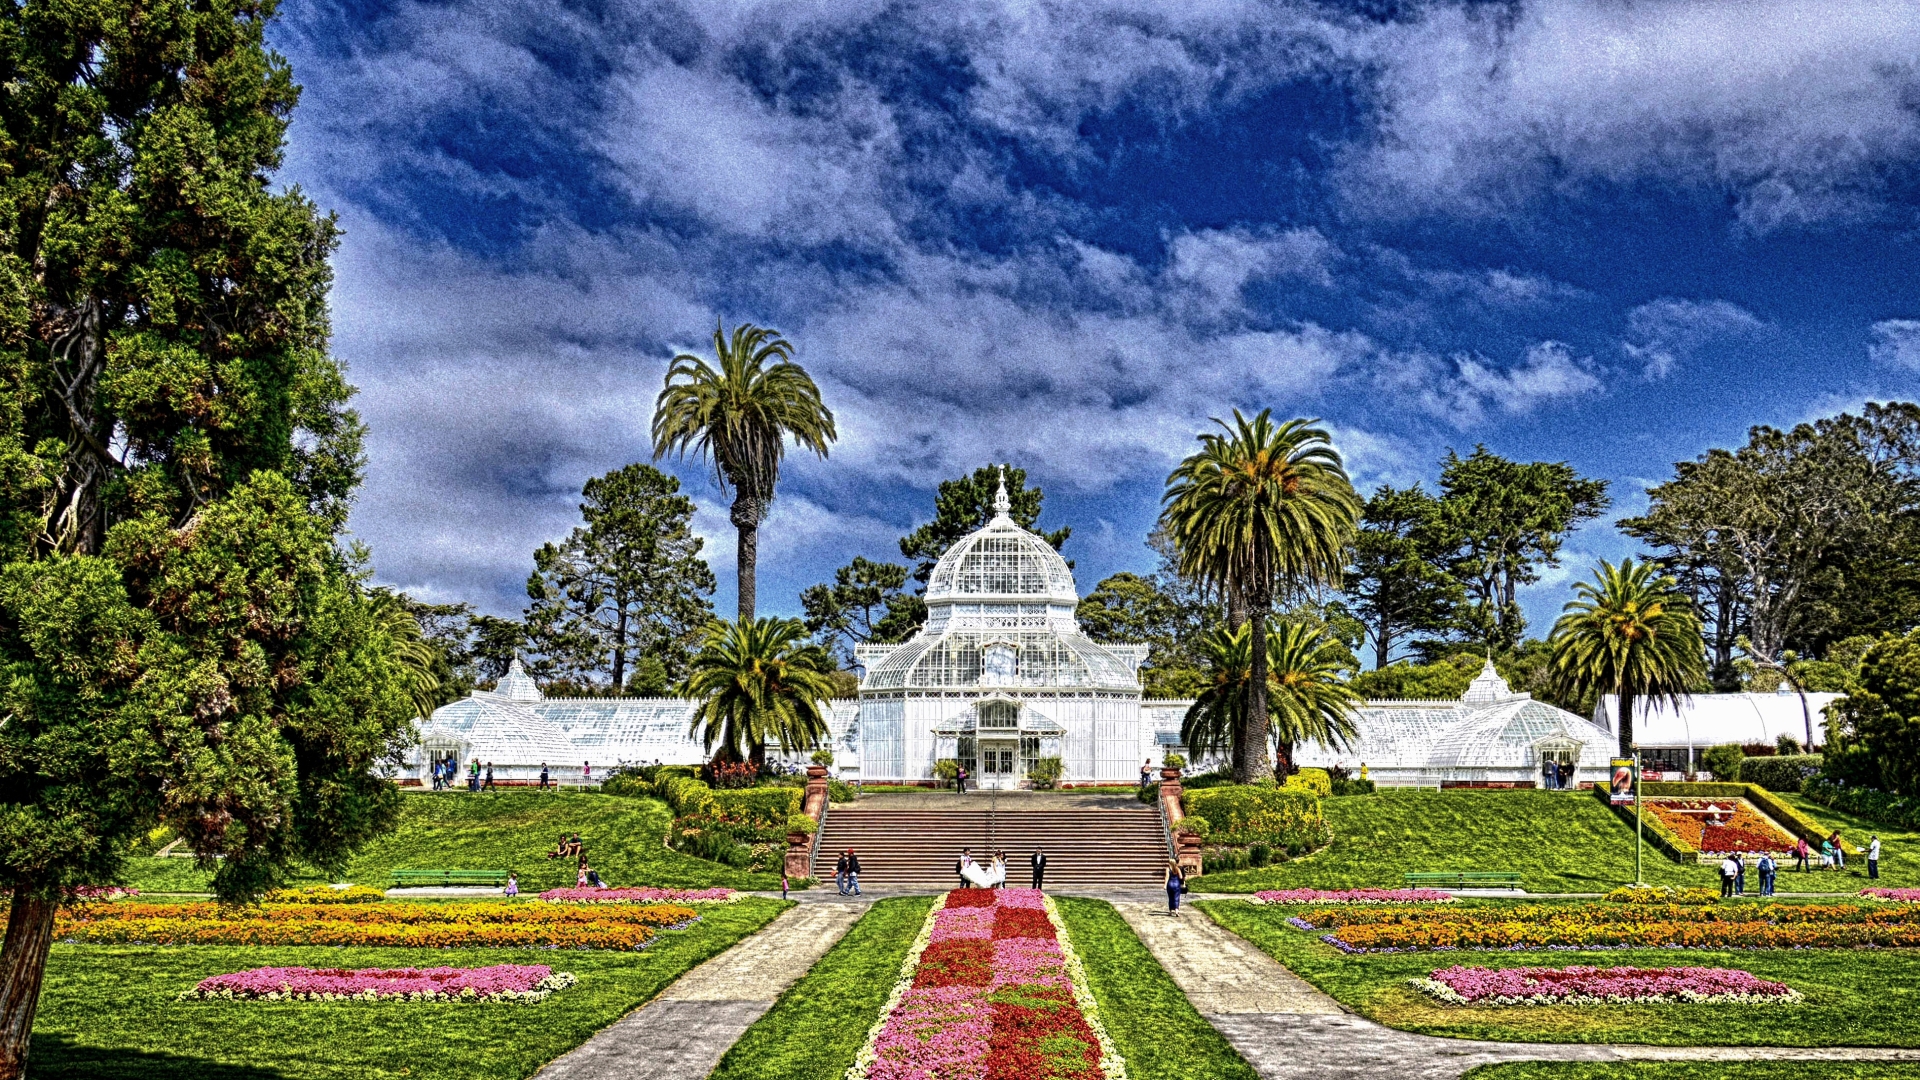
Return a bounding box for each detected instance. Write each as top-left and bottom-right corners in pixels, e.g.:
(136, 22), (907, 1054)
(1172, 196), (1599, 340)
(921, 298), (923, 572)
(954, 848), (1048, 889)
(1717, 851), (1780, 897)
(1539, 759), (1575, 790)
(1787, 832), (1881, 877)
(834, 849), (863, 895)
(1723, 832), (1885, 897)
(430, 758), (494, 792)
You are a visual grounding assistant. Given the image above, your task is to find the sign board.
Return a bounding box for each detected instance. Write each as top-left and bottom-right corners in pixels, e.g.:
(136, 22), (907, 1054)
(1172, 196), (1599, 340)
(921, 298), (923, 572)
(1610, 758), (1636, 804)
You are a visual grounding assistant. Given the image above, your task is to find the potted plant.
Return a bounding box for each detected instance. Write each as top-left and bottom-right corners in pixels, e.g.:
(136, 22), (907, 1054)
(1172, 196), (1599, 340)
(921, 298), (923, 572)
(785, 813), (818, 848)
(1174, 815), (1208, 869)
(1161, 753), (1186, 781)
(808, 749), (833, 780)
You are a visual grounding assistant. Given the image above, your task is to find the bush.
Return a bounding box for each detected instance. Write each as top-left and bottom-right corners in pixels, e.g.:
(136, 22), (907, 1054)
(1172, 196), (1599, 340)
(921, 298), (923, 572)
(1803, 778), (1920, 831)
(1329, 778), (1376, 796)
(1249, 842), (1272, 867)
(784, 813), (817, 836)
(828, 779), (856, 803)
(1182, 785), (1328, 855)
(599, 772), (655, 799)
(708, 787), (804, 830)
(1174, 816), (1210, 839)
(1739, 754), (1825, 792)
(1284, 768), (1332, 798)
(1605, 884), (1719, 905)
(661, 776), (715, 818)
(933, 759), (959, 784)
(1700, 743), (1745, 782)
(811, 749), (834, 766)
(266, 884), (386, 904)
(1027, 756), (1064, 790)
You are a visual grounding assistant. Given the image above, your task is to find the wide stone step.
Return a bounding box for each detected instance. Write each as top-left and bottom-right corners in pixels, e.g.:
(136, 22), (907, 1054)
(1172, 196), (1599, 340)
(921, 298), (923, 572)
(814, 807), (1170, 884)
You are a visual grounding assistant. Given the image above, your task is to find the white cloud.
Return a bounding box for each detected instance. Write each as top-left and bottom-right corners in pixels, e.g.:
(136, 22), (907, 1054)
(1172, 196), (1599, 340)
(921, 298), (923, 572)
(1383, 341), (1602, 427)
(1623, 298), (1765, 379)
(1869, 320), (1920, 371)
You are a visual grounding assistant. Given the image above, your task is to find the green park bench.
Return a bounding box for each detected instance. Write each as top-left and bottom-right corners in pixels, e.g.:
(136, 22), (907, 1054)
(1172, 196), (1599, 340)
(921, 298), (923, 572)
(1404, 871), (1524, 891)
(387, 869), (510, 888)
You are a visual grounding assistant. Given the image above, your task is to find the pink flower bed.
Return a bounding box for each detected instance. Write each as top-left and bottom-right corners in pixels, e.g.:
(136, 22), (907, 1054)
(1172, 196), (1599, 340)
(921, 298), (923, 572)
(1252, 889), (1453, 905)
(1413, 965), (1800, 1006)
(184, 964), (577, 1003)
(537, 887), (736, 904)
(849, 889), (1124, 1080)
(1863, 889), (1920, 903)
(69, 886), (137, 900)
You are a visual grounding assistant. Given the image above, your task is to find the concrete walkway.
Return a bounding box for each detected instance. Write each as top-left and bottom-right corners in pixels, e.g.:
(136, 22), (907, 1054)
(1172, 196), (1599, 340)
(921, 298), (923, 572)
(535, 901), (869, 1080)
(1112, 902), (1920, 1080)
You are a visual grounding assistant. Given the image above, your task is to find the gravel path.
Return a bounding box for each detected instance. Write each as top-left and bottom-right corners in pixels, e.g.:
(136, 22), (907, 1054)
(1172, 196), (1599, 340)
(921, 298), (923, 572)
(533, 901), (869, 1080)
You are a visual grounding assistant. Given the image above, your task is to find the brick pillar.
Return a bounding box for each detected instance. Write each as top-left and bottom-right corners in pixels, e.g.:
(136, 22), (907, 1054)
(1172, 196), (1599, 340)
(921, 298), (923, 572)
(803, 764), (830, 820)
(1160, 769), (1203, 878)
(785, 834), (813, 881)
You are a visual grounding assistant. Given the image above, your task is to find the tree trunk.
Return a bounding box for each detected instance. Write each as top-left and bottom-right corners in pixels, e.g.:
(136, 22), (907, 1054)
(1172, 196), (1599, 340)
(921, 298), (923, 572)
(1617, 687), (1636, 760)
(731, 496), (761, 622)
(1374, 618), (1393, 670)
(1227, 587), (1247, 631)
(0, 891), (59, 1080)
(1274, 739), (1295, 781)
(611, 608), (628, 693)
(1239, 605), (1271, 785)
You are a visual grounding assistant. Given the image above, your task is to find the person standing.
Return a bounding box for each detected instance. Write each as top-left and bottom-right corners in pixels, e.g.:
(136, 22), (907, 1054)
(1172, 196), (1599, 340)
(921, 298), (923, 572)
(957, 848), (974, 888)
(781, 870), (790, 901)
(956, 764), (967, 794)
(1869, 835), (1882, 880)
(846, 849), (863, 896)
(1830, 831), (1846, 870)
(1165, 858), (1185, 915)
(1758, 852), (1776, 897)
(583, 761), (592, 785)
(505, 872), (519, 898)
(539, 763), (550, 790)
(483, 762), (495, 792)
(1719, 854), (1737, 898)
(834, 850), (851, 895)
(1031, 849), (1047, 890)
(1733, 852), (1746, 896)
(469, 759), (481, 793)
(1794, 836), (1810, 873)
(1141, 759), (1153, 787)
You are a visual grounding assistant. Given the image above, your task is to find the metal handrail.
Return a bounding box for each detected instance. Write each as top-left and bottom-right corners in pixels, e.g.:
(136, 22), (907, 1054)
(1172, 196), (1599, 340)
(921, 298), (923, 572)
(1154, 781), (1177, 859)
(807, 786), (830, 881)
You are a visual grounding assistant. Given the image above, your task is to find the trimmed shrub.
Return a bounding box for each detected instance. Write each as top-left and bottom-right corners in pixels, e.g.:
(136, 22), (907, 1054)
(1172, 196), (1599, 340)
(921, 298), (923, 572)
(708, 787), (803, 830)
(661, 776), (715, 818)
(784, 813), (817, 836)
(1329, 778), (1377, 796)
(1700, 743), (1745, 782)
(1182, 785), (1329, 855)
(1284, 768), (1332, 798)
(599, 772), (655, 799)
(811, 749), (834, 766)
(1174, 816), (1210, 838)
(1162, 754), (1187, 771)
(1739, 754), (1825, 793)
(828, 779), (856, 803)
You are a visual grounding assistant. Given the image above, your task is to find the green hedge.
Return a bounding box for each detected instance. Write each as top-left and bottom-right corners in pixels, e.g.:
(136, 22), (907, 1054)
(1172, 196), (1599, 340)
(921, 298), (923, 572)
(1590, 783), (1695, 862)
(1181, 786), (1328, 855)
(1739, 754), (1825, 793)
(1329, 778), (1376, 796)
(662, 776), (715, 818)
(1803, 779), (1920, 832)
(710, 787), (803, 829)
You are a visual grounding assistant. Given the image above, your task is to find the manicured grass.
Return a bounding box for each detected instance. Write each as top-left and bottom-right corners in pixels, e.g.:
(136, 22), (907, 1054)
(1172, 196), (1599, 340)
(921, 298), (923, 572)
(1783, 791), (1920, 889)
(1464, 1065), (1920, 1080)
(1197, 790), (1720, 894)
(29, 897), (790, 1080)
(1054, 897), (1259, 1080)
(709, 897), (935, 1080)
(1198, 899), (1920, 1047)
(118, 789), (780, 894)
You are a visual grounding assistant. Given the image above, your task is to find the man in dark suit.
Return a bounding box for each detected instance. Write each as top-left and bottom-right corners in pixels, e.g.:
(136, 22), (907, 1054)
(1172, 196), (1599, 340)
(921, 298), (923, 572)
(1030, 849), (1047, 889)
(834, 850), (851, 895)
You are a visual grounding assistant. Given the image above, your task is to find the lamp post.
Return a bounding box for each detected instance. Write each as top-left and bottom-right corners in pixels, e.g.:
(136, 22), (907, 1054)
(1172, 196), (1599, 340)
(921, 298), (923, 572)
(1633, 746), (1644, 886)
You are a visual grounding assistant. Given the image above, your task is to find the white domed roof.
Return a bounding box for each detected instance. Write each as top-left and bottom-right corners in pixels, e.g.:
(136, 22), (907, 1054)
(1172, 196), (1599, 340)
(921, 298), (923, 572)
(923, 474), (1077, 606)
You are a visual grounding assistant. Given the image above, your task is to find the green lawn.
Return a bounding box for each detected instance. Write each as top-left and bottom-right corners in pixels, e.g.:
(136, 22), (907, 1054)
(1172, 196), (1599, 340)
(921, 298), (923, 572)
(28, 897), (790, 1080)
(1782, 791), (1920, 888)
(1464, 1066), (1920, 1080)
(709, 897), (934, 1080)
(121, 789), (781, 894)
(1198, 899), (1920, 1047)
(1054, 897), (1258, 1080)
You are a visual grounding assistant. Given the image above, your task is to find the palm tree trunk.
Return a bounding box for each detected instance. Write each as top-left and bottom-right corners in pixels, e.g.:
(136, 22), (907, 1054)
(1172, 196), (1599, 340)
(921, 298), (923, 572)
(731, 496), (761, 621)
(1241, 606), (1271, 785)
(0, 892), (59, 1080)
(1617, 687), (1636, 760)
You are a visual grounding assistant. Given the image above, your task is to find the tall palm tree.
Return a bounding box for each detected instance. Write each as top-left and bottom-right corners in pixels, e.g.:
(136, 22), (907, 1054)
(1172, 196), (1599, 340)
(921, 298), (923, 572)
(1549, 558), (1706, 759)
(370, 592), (443, 721)
(679, 617), (836, 765)
(1182, 622), (1360, 776)
(1162, 410), (1359, 783)
(652, 323), (836, 619)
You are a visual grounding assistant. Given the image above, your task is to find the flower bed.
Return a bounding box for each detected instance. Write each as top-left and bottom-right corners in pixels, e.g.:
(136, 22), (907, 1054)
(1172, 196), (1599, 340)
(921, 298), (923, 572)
(537, 886), (737, 904)
(184, 964), (577, 1003)
(1411, 965), (1800, 1006)
(1251, 889), (1453, 905)
(1292, 901), (1920, 952)
(847, 889), (1126, 1080)
(1604, 885), (1719, 905)
(1644, 799), (1794, 853)
(57, 900), (699, 950)
(265, 885), (386, 904)
(1864, 889), (1920, 903)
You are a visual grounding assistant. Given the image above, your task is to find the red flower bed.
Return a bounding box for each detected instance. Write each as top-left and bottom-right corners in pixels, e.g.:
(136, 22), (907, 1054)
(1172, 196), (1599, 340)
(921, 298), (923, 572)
(915, 940), (995, 989)
(993, 908), (1055, 940)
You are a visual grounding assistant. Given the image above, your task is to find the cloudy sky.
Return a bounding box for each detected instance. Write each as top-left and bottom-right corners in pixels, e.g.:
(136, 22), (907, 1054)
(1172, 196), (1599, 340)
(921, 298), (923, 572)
(275, 0), (1920, 638)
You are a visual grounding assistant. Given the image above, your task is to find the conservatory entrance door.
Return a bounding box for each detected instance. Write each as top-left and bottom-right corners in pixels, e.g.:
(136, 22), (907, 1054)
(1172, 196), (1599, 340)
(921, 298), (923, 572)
(979, 740), (1019, 790)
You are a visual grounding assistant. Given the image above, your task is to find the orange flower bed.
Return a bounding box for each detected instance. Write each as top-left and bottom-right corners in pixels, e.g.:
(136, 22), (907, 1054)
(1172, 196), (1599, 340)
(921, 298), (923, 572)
(1645, 799), (1794, 853)
(1293, 901), (1920, 952)
(56, 901), (700, 951)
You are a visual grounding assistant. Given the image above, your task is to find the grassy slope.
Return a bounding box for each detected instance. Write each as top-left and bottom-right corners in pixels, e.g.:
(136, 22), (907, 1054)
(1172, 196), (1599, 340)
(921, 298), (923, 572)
(1782, 792), (1920, 886)
(709, 897), (934, 1080)
(1465, 1066), (1920, 1080)
(1198, 899), (1920, 1047)
(122, 789), (781, 894)
(29, 897), (790, 1080)
(1054, 897), (1258, 1080)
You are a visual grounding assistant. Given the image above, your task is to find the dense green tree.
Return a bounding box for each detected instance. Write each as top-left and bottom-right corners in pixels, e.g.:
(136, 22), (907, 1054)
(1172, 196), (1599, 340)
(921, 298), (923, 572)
(680, 617), (837, 764)
(1620, 491), (1750, 690)
(1549, 559), (1706, 758)
(898, 463), (1068, 584)
(1345, 484), (1461, 668)
(0, 4), (413, 1073)
(1825, 630), (1920, 797)
(1162, 411), (1360, 783)
(652, 323), (835, 620)
(523, 464), (714, 693)
(1349, 654), (1479, 701)
(800, 556), (921, 665)
(1181, 621), (1360, 776)
(1437, 447), (1610, 648)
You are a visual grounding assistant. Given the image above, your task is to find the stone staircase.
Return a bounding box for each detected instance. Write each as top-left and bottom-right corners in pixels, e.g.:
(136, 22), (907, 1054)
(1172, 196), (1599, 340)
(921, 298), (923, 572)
(813, 805), (1170, 887)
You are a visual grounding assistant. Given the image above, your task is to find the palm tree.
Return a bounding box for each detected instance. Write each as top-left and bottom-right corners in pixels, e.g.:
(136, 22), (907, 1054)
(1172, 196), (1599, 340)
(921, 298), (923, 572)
(370, 592), (443, 721)
(1182, 622), (1360, 776)
(679, 617), (837, 765)
(1549, 558), (1706, 759)
(652, 322), (836, 619)
(1162, 410), (1359, 783)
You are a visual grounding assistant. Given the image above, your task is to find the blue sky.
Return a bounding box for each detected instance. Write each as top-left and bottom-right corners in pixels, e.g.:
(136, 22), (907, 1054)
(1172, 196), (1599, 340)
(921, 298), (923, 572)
(274, 0), (1920, 642)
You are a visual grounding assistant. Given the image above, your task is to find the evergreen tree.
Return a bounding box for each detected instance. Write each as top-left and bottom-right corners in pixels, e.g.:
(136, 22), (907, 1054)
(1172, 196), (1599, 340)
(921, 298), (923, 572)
(801, 556), (921, 666)
(898, 463), (1068, 584)
(524, 464), (714, 693)
(1345, 484), (1460, 668)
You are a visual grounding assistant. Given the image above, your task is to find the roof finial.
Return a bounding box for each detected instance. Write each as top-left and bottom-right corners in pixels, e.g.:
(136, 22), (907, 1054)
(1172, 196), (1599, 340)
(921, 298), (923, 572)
(992, 465), (1011, 518)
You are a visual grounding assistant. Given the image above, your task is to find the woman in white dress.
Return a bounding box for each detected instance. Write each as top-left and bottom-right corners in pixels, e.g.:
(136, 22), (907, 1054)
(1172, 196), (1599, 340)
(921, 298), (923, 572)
(988, 851), (1008, 888)
(960, 851), (995, 888)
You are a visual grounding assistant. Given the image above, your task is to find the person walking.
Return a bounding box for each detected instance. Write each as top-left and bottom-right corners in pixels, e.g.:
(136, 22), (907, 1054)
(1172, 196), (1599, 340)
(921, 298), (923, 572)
(1165, 858), (1185, 915)
(956, 848), (973, 888)
(781, 870), (790, 901)
(1031, 848), (1047, 890)
(468, 759), (481, 793)
(504, 872), (519, 898)
(1141, 759), (1153, 787)
(1733, 852), (1746, 897)
(539, 763), (550, 790)
(845, 849), (863, 896)
(1794, 836), (1810, 873)
(834, 850), (851, 895)
(1719, 854), (1737, 898)
(483, 762), (495, 792)
(1869, 835), (1882, 880)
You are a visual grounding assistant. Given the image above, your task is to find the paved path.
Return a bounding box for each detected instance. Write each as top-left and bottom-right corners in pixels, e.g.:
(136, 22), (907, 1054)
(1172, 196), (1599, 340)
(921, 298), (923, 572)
(1113, 901), (1920, 1079)
(535, 901), (869, 1080)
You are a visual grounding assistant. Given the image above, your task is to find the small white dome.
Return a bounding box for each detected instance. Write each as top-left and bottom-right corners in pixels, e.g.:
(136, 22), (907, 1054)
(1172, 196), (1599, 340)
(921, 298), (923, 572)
(923, 474), (1076, 606)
